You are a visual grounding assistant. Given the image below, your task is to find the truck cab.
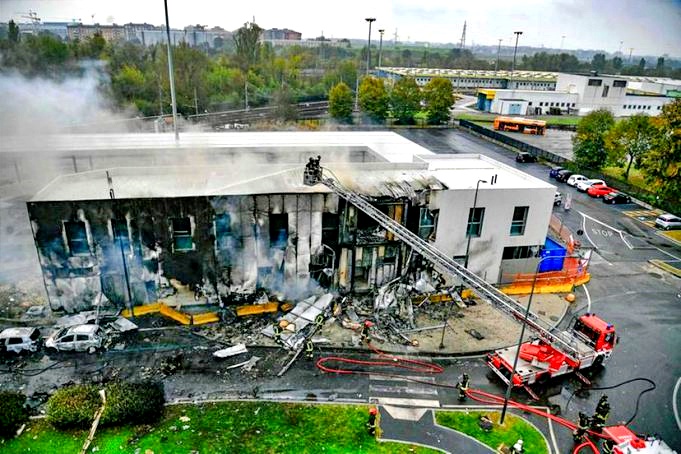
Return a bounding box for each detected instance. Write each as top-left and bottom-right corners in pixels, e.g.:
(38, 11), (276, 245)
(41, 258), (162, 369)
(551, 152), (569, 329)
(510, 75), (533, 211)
(573, 313), (616, 352)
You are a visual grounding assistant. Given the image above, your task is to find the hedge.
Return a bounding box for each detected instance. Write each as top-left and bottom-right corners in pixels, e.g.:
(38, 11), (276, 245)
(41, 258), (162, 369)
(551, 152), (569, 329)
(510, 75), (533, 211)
(0, 391), (29, 439)
(46, 384), (101, 429)
(100, 381), (165, 427)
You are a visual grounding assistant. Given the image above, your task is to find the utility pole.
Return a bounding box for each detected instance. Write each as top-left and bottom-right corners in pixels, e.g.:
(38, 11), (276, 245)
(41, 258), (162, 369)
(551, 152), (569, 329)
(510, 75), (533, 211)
(365, 18), (376, 75)
(459, 21), (466, 49)
(495, 39), (502, 72)
(628, 47), (634, 63)
(393, 28), (398, 47)
(163, 0), (179, 141)
(106, 172), (134, 317)
(194, 86), (199, 115)
(512, 31), (523, 72)
(378, 29), (385, 68)
(618, 40), (623, 55)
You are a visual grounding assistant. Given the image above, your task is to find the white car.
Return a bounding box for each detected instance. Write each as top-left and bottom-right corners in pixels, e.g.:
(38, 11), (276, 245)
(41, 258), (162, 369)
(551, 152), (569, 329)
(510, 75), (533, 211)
(655, 213), (681, 230)
(45, 324), (104, 352)
(0, 328), (42, 354)
(576, 179), (605, 192)
(567, 174), (588, 187)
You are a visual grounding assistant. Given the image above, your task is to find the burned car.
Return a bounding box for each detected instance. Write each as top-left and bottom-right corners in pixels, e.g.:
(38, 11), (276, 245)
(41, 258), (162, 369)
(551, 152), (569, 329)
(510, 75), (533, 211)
(45, 324), (104, 352)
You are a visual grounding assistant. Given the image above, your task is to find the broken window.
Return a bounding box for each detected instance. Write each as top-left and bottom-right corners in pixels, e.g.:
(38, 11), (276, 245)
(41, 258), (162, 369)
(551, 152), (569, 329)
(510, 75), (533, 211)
(466, 207), (485, 238)
(510, 206), (529, 236)
(171, 217), (193, 251)
(269, 213), (288, 249)
(502, 245), (540, 260)
(64, 221), (89, 256)
(214, 213), (232, 250)
(418, 208), (438, 240)
(322, 212), (339, 247)
(111, 218), (130, 250)
(383, 245), (398, 264)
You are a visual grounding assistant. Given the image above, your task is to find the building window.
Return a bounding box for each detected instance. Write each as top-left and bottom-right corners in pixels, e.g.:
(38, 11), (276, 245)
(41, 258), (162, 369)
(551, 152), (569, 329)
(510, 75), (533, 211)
(623, 105), (628, 109)
(588, 78), (602, 86)
(561, 102), (565, 107)
(269, 213), (288, 249)
(657, 106), (661, 110)
(571, 103), (576, 107)
(502, 245), (540, 260)
(602, 85), (610, 97)
(539, 102), (544, 106)
(510, 206), (529, 236)
(466, 207), (485, 238)
(64, 221), (89, 256)
(214, 213), (232, 250)
(322, 212), (339, 247)
(613, 80), (627, 87)
(111, 218), (130, 250)
(418, 207), (438, 240)
(528, 101), (532, 106)
(171, 217), (193, 251)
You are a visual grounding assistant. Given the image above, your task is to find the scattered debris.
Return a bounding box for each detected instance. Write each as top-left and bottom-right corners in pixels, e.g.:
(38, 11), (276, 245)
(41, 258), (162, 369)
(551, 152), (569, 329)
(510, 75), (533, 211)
(110, 317), (138, 333)
(466, 329), (485, 340)
(213, 344), (248, 359)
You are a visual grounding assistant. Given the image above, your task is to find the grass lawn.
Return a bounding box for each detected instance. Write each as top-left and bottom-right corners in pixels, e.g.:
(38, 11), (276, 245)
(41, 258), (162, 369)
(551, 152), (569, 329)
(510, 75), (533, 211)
(601, 166), (647, 189)
(3, 402), (438, 454)
(435, 410), (549, 454)
(454, 112), (581, 126)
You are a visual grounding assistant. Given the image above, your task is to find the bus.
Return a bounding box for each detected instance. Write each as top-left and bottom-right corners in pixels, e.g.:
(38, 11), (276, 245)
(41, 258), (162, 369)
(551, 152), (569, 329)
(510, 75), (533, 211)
(493, 116), (547, 135)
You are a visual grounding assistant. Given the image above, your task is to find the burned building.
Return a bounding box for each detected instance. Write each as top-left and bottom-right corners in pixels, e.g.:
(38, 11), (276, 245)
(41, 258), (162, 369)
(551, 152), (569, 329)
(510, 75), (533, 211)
(25, 132), (555, 312)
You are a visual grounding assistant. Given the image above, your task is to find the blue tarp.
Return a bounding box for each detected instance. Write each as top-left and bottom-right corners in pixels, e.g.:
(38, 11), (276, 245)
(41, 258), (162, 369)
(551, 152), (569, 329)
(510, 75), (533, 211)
(539, 238), (566, 272)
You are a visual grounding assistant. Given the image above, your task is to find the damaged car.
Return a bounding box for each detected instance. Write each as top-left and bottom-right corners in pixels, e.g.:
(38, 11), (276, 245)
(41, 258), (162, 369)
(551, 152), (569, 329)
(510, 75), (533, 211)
(0, 327), (42, 355)
(45, 324), (104, 353)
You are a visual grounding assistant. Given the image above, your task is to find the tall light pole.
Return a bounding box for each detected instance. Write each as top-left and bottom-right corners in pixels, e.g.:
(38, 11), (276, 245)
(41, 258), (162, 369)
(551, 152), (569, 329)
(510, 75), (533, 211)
(163, 0), (179, 141)
(365, 18), (376, 75)
(499, 253), (581, 425)
(511, 31), (523, 72)
(464, 179), (487, 269)
(495, 39), (502, 72)
(378, 29), (385, 68)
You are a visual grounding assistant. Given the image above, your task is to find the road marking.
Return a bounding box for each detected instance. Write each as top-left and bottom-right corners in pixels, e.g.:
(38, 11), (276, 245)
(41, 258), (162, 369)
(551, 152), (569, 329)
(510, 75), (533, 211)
(369, 384), (439, 396)
(579, 211), (635, 250)
(369, 374), (435, 383)
(373, 397), (441, 408)
(654, 247), (681, 262)
(582, 284), (592, 312)
(381, 405), (429, 421)
(673, 376), (681, 432)
(581, 213), (598, 249)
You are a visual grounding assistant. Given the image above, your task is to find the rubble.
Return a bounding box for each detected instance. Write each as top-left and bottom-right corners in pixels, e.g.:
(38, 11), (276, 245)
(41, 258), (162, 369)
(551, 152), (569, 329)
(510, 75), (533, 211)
(213, 344), (248, 359)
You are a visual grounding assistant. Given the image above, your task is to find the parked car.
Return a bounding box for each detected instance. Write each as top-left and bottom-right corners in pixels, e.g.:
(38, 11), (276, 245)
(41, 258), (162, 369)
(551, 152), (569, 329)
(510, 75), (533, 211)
(555, 170), (574, 183)
(567, 174), (589, 187)
(45, 324), (104, 352)
(554, 191), (562, 206)
(576, 179), (606, 192)
(602, 192), (632, 204)
(515, 152), (537, 163)
(0, 328), (42, 355)
(655, 213), (681, 230)
(587, 185), (615, 198)
(549, 166), (565, 179)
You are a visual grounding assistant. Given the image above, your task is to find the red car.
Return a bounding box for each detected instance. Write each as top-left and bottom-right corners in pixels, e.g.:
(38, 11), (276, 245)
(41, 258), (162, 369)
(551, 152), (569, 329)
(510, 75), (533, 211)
(587, 184), (615, 197)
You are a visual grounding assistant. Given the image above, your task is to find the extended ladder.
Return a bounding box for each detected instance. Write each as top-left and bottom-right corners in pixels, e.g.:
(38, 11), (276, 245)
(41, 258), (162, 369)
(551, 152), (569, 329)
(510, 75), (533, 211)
(317, 174), (584, 361)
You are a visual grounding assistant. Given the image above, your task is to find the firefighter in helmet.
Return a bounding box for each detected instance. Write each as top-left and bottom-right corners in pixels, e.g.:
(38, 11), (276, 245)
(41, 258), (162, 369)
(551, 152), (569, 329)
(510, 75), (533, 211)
(590, 395), (610, 432)
(457, 372), (470, 402)
(367, 407), (378, 435)
(305, 338), (314, 360)
(572, 412), (590, 443)
(360, 320), (374, 344)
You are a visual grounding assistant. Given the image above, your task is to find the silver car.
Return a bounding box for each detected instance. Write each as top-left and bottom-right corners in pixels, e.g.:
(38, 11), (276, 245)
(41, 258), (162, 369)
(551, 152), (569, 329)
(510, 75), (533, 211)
(0, 327), (42, 354)
(45, 324), (104, 352)
(655, 213), (681, 230)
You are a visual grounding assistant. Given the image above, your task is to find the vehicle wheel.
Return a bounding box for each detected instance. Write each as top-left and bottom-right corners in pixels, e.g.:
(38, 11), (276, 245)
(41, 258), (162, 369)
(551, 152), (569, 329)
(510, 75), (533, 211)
(591, 356), (604, 370)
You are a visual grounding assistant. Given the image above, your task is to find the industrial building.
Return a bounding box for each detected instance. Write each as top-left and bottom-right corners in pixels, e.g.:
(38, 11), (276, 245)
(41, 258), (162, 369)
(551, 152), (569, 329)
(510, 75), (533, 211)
(25, 132), (555, 313)
(477, 72), (679, 116)
(377, 67), (558, 91)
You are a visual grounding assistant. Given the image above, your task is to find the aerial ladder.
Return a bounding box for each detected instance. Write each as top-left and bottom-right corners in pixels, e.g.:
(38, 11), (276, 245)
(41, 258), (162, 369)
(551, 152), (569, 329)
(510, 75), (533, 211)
(303, 157), (617, 393)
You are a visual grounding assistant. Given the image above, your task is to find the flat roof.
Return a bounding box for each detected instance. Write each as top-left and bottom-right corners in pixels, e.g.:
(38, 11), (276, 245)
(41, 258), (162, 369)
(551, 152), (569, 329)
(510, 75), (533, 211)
(30, 132), (554, 202)
(379, 67), (558, 82)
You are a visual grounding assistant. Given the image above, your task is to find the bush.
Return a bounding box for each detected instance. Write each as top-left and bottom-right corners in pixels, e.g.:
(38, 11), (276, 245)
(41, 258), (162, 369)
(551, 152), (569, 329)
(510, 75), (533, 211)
(101, 381), (165, 427)
(0, 391), (29, 439)
(46, 384), (101, 429)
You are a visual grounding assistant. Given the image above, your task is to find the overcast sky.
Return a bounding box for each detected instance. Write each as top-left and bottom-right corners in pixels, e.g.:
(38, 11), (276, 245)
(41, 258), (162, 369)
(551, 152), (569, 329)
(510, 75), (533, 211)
(2, 0), (680, 56)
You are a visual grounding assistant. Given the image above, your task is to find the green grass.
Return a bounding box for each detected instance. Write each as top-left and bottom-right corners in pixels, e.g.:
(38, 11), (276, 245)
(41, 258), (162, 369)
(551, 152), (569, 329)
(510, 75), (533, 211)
(454, 112), (581, 126)
(602, 166), (647, 189)
(435, 410), (548, 454)
(3, 402), (438, 454)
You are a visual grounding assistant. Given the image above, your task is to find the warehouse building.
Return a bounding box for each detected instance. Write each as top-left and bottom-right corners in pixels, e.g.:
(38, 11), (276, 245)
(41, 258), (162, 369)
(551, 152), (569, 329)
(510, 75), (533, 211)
(26, 132), (555, 312)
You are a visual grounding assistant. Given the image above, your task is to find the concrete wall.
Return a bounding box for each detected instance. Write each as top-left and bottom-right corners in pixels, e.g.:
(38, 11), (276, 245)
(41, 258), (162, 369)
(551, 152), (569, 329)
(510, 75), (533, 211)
(429, 186), (554, 283)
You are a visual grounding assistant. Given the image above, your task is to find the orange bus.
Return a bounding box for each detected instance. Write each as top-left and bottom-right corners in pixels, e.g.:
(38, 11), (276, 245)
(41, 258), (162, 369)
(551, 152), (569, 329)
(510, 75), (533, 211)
(493, 116), (547, 135)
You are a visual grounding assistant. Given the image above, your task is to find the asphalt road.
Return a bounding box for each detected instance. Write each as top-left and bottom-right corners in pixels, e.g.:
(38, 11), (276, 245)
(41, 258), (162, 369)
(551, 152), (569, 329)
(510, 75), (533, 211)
(398, 128), (681, 451)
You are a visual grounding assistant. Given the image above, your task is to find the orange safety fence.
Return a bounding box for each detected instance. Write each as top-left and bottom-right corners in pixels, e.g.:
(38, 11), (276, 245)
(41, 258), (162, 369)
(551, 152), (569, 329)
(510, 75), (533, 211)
(121, 302), (219, 326)
(500, 256), (590, 295)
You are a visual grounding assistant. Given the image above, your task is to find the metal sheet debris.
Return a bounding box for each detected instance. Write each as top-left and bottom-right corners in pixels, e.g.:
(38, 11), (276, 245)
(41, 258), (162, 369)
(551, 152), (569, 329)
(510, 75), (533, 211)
(213, 343), (248, 358)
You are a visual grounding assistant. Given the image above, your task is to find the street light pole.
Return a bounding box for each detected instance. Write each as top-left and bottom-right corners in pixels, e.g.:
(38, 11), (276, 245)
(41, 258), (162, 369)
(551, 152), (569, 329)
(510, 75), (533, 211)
(163, 0), (179, 141)
(495, 39), (502, 72)
(512, 31), (523, 72)
(499, 253), (581, 425)
(365, 18), (376, 75)
(378, 29), (385, 68)
(464, 179), (487, 269)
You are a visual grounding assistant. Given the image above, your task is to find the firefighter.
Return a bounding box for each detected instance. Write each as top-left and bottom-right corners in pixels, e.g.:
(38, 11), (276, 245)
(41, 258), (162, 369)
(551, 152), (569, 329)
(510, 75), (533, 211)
(360, 320), (374, 343)
(272, 323), (283, 344)
(314, 314), (325, 331)
(602, 439), (615, 454)
(456, 372), (470, 402)
(572, 412), (590, 443)
(305, 339), (314, 360)
(367, 407), (378, 435)
(590, 395), (610, 432)
(510, 438), (524, 454)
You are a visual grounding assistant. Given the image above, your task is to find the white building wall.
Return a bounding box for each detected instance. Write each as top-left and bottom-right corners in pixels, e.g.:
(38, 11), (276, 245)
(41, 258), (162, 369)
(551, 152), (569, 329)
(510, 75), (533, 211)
(616, 95), (671, 117)
(489, 90), (577, 114)
(429, 186), (554, 283)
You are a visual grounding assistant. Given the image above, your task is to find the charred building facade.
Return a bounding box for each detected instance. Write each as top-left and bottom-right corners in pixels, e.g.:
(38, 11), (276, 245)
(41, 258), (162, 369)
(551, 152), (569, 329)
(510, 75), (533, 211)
(24, 132), (556, 313)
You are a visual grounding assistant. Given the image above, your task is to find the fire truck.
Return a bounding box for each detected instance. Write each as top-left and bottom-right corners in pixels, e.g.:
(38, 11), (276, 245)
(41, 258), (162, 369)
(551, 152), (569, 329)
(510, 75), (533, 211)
(602, 425), (677, 453)
(303, 157), (617, 395)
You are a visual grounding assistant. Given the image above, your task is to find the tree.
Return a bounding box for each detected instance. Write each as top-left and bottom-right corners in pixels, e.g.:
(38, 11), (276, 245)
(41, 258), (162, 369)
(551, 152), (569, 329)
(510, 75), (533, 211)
(656, 57), (665, 76)
(272, 86), (297, 122)
(8, 19), (19, 44)
(572, 109), (615, 170)
(612, 56), (623, 71)
(591, 53), (606, 71)
(328, 82), (353, 123)
(358, 76), (389, 122)
(640, 99), (681, 202)
(605, 114), (656, 181)
(423, 77), (454, 125)
(390, 77), (421, 124)
(233, 22), (262, 108)
(638, 58), (646, 72)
